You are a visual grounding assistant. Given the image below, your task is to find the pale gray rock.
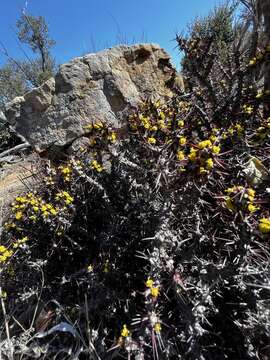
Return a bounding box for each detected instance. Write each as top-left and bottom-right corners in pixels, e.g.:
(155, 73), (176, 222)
(5, 44), (180, 153)
(0, 110), (6, 124)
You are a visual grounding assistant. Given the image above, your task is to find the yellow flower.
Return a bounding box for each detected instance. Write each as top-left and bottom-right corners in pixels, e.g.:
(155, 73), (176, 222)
(107, 132), (117, 143)
(147, 137), (156, 145)
(0, 255), (7, 262)
(247, 188), (255, 198)
(225, 186), (243, 194)
(222, 133), (228, 140)
(146, 277), (154, 288)
(157, 120), (166, 130)
(61, 167), (71, 175)
(84, 124), (93, 130)
(212, 145), (220, 154)
(89, 138), (96, 146)
(16, 196), (27, 203)
(199, 166), (207, 174)
(50, 208), (58, 216)
(151, 286), (160, 298)
(121, 324), (130, 337)
(159, 111), (166, 120)
(0, 245), (7, 253)
(56, 191), (74, 204)
(151, 125), (158, 131)
(226, 197), (235, 211)
(139, 114), (150, 129)
(258, 218), (270, 233)
(93, 121), (103, 130)
(235, 123), (244, 134)
(179, 137), (187, 146)
(210, 135), (217, 142)
(90, 160), (103, 173)
(243, 104), (253, 115)
(256, 91), (263, 99)
(188, 148), (197, 162)
(154, 322), (162, 333)
(103, 260), (109, 273)
(0, 290), (7, 298)
(15, 211), (23, 220)
(205, 158), (214, 170)
(87, 264), (93, 273)
(3, 250), (13, 258)
(178, 120), (184, 127)
(177, 150), (185, 161)
(4, 223), (16, 230)
(198, 140), (212, 149)
(249, 58), (256, 66)
(247, 203), (259, 213)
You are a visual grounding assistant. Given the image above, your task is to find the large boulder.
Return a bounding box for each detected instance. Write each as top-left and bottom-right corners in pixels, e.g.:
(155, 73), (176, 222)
(5, 44), (182, 153)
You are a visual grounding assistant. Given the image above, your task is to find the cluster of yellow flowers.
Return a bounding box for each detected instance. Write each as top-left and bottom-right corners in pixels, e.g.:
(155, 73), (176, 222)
(145, 277), (160, 298)
(84, 120), (118, 148)
(253, 118), (270, 142)
(224, 186), (259, 213)
(242, 104), (254, 115)
(90, 160), (103, 173)
(258, 218), (270, 234)
(177, 135), (220, 175)
(45, 175), (55, 186)
(147, 137), (156, 145)
(248, 44), (270, 66)
(137, 110), (172, 133)
(224, 186), (270, 234)
(107, 131), (117, 143)
(256, 89), (270, 99)
(177, 119), (185, 127)
(0, 244), (13, 263)
(12, 236), (28, 249)
(93, 121), (104, 130)
(55, 191), (74, 205)
(84, 121), (104, 131)
(121, 324), (130, 338)
(220, 123), (245, 141)
(178, 101), (191, 113)
(59, 165), (72, 182)
(11, 193), (58, 221)
(129, 100), (193, 151)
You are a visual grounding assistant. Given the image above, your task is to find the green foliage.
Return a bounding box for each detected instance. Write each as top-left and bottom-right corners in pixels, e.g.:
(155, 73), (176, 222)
(16, 14), (56, 73)
(0, 13), (56, 112)
(0, 61), (28, 110)
(187, 2), (235, 44)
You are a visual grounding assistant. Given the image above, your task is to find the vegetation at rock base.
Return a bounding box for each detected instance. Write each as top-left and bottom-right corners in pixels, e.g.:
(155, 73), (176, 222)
(1, 0), (270, 359)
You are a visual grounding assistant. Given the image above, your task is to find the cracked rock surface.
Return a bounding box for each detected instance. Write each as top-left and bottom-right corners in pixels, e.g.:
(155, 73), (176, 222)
(5, 44), (180, 153)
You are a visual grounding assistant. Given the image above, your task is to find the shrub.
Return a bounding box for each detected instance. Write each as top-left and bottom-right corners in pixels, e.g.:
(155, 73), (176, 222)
(1, 69), (270, 358)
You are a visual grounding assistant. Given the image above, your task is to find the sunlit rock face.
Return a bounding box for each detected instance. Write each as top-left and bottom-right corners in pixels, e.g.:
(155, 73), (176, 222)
(5, 43), (180, 153)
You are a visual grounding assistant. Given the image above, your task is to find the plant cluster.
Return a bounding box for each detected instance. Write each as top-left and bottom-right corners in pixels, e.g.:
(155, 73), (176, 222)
(0, 63), (270, 358)
(1, 2), (270, 359)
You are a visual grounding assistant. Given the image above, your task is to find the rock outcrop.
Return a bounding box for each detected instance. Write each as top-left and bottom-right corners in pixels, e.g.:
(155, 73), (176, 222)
(5, 43), (181, 153)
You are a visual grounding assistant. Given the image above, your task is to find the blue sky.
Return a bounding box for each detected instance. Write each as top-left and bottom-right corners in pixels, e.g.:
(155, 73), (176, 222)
(0, 0), (219, 69)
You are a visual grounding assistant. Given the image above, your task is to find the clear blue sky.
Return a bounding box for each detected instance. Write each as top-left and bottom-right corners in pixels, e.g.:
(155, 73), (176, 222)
(0, 0), (219, 69)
